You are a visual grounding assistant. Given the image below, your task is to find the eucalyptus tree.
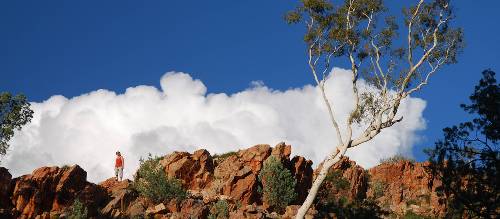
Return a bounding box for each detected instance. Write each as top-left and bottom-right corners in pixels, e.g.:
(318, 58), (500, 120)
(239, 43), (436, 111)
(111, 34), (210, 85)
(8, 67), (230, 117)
(285, 0), (464, 217)
(0, 92), (33, 157)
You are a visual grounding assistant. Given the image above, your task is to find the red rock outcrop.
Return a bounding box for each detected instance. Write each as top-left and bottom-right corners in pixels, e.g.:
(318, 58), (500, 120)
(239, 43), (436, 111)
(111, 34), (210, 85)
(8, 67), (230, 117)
(160, 149), (214, 190)
(282, 205), (318, 219)
(10, 165), (108, 218)
(289, 156), (313, 203)
(314, 157), (369, 204)
(229, 204), (271, 218)
(211, 144), (272, 205)
(367, 160), (445, 217)
(332, 157), (368, 201)
(155, 143), (314, 209)
(99, 178), (141, 218)
(166, 198), (210, 218)
(0, 144), (450, 218)
(0, 167), (13, 217)
(271, 142), (313, 204)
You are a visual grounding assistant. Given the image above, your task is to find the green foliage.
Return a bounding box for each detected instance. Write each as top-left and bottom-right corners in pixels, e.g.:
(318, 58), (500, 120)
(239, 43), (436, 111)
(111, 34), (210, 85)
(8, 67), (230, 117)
(258, 156), (296, 212)
(286, 0), (463, 82)
(460, 70), (500, 140)
(403, 210), (431, 219)
(406, 199), (419, 206)
(212, 151), (237, 160)
(380, 154), (415, 164)
(316, 198), (387, 219)
(316, 168), (355, 213)
(66, 199), (88, 219)
(133, 154), (187, 203)
(325, 170), (350, 190)
(0, 92), (33, 156)
(208, 199), (229, 219)
(426, 70), (499, 218)
(286, 0), (464, 127)
(371, 180), (387, 199)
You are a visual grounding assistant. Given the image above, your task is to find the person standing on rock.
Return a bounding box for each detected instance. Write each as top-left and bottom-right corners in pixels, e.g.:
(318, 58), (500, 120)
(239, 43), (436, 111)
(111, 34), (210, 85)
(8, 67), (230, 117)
(115, 151), (124, 181)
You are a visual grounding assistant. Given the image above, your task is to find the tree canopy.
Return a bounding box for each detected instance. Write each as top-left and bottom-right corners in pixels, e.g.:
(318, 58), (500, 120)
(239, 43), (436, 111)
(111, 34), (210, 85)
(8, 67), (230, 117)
(285, 1), (464, 217)
(0, 92), (33, 156)
(426, 69), (499, 218)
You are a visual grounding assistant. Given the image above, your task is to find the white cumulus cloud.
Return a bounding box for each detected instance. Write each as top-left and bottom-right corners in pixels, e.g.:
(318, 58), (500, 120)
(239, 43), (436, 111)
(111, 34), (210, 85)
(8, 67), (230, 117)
(3, 68), (426, 182)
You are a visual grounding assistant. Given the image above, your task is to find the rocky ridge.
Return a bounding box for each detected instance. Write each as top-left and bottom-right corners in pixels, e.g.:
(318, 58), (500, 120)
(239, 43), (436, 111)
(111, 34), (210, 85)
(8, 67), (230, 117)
(0, 143), (445, 218)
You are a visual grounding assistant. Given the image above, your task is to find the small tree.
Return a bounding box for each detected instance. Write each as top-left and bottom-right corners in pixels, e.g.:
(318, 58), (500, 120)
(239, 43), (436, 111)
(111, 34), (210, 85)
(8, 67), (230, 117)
(371, 180), (387, 199)
(66, 199), (88, 219)
(208, 199), (230, 219)
(133, 154), (187, 203)
(285, 0), (463, 217)
(0, 92), (33, 157)
(426, 70), (499, 218)
(379, 154), (415, 164)
(258, 156), (297, 212)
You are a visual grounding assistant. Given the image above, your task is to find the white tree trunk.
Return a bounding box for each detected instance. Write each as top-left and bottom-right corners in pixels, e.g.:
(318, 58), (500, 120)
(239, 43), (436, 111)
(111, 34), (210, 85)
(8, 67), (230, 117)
(295, 147), (347, 219)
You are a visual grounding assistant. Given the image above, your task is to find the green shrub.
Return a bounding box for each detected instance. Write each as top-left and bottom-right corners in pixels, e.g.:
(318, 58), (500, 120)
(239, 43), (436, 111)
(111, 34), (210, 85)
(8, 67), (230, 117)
(406, 199), (419, 206)
(258, 156), (296, 212)
(316, 169), (351, 205)
(403, 210), (431, 219)
(371, 180), (387, 199)
(66, 199), (88, 219)
(316, 198), (388, 219)
(133, 154), (187, 203)
(380, 154), (415, 164)
(325, 170), (350, 191)
(208, 199), (229, 219)
(61, 164), (71, 170)
(213, 151), (237, 160)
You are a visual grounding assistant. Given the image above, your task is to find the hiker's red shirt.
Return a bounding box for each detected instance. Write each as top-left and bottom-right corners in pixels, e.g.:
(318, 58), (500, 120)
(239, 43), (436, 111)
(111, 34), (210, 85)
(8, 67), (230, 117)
(115, 156), (124, 167)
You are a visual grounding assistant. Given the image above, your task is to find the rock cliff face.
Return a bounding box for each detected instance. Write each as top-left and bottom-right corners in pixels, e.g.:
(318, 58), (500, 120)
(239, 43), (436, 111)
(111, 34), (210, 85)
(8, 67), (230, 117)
(3, 165), (108, 218)
(0, 167), (14, 217)
(160, 149), (214, 191)
(315, 157), (369, 203)
(0, 144), (446, 218)
(158, 143), (314, 207)
(367, 160), (446, 217)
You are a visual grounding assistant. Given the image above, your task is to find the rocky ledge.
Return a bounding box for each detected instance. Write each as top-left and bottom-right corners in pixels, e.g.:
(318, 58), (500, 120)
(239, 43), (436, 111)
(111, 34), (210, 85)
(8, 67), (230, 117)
(0, 143), (445, 218)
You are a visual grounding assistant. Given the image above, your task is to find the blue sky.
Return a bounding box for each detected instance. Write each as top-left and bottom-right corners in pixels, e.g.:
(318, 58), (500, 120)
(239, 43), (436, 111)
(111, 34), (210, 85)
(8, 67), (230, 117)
(1, 1), (499, 162)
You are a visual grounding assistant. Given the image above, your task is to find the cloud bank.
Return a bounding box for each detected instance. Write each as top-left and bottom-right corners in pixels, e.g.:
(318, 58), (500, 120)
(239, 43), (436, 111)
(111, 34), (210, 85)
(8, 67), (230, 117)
(4, 68), (426, 182)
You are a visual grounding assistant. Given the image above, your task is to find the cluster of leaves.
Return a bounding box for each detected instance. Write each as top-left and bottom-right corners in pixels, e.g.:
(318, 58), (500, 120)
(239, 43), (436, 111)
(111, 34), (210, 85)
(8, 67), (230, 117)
(316, 169), (351, 204)
(0, 92), (33, 156)
(316, 197), (388, 219)
(133, 154), (187, 203)
(258, 156), (297, 212)
(426, 69), (499, 218)
(403, 210), (433, 219)
(285, 0), (464, 127)
(379, 154), (415, 164)
(212, 151), (237, 161)
(66, 199), (88, 219)
(315, 170), (392, 218)
(285, 0), (389, 59)
(207, 199), (230, 219)
(371, 180), (387, 199)
(402, 0), (464, 66)
(61, 164), (71, 170)
(325, 170), (350, 190)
